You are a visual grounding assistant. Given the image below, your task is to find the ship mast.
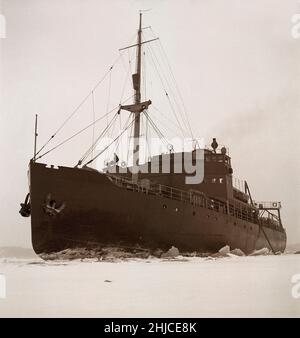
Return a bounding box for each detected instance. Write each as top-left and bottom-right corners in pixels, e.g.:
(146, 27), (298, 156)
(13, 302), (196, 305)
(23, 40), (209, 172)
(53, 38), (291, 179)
(132, 12), (143, 181)
(33, 114), (38, 161)
(119, 12), (155, 182)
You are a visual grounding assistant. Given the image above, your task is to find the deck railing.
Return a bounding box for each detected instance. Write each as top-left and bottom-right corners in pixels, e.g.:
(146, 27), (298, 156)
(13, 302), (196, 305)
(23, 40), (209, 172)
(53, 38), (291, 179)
(107, 174), (281, 229)
(108, 174), (212, 208)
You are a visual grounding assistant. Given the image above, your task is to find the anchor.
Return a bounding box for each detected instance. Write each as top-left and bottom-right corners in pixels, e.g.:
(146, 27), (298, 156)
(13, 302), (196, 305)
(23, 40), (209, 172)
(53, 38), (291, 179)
(19, 193), (31, 217)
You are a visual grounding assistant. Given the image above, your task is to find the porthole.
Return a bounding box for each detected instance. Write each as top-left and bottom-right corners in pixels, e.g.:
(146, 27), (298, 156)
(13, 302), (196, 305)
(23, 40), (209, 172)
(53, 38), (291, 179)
(175, 207), (179, 212)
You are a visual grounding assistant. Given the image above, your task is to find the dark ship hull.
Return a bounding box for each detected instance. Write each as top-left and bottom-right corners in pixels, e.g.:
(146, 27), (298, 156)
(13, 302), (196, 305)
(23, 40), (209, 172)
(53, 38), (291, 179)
(29, 161), (286, 256)
(23, 14), (287, 258)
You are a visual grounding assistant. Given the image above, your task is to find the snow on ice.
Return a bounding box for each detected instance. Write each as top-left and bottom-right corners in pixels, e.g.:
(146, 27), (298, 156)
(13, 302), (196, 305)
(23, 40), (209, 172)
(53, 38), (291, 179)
(0, 246), (299, 317)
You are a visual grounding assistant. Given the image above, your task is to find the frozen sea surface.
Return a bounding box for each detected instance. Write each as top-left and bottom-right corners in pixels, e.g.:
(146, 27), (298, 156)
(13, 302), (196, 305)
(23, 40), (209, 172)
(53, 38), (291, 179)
(0, 253), (299, 317)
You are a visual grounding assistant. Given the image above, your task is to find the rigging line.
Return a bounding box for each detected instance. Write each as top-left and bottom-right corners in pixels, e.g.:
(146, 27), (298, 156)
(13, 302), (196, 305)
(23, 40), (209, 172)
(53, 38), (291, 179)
(152, 104), (189, 135)
(150, 111), (185, 138)
(141, 32), (147, 102)
(79, 112), (119, 165)
(117, 112), (122, 158)
(140, 115), (146, 163)
(118, 32), (136, 73)
(144, 43), (186, 138)
(143, 114), (151, 163)
(116, 110), (131, 160)
(126, 114), (134, 164)
(145, 113), (151, 161)
(113, 110), (130, 155)
(109, 117), (124, 162)
(166, 92), (187, 137)
(119, 56), (132, 103)
(112, 111), (130, 160)
(142, 115), (147, 163)
(105, 71), (112, 161)
(35, 95), (134, 162)
(105, 109), (119, 162)
(91, 91), (95, 161)
(144, 31), (153, 104)
(94, 112), (131, 165)
(79, 94), (134, 163)
(146, 116), (168, 147)
(36, 53), (123, 157)
(128, 48), (133, 75)
(119, 51), (128, 73)
(157, 41), (194, 139)
(146, 112), (169, 146)
(146, 42), (190, 136)
(157, 40), (193, 136)
(35, 110), (118, 162)
(146, 118), (169, 153)
(142, 49), (147, 101)
(146, 40), (182, 110)
(150, 27), (194, 138)
(143, 110), (169, 150)
(106, 71), (112, 113)
(146, 37), (192, 136)
(113, 132), (122, 157)
(85, 114), (137, 166)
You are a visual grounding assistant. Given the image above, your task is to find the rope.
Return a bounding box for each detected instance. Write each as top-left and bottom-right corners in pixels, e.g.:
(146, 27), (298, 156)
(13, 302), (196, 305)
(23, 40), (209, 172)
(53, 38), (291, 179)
(105, 108), (118, 162)
(35, 108), (118, 161)
(145, 112), (151, 161)
(126, 114), (134, 164)
(110, 113), (131, 162)
(91, 91), (95, 161)
(105, 71), (112, 163)
(35, 94), (134, 162)
(149, 43), (190, 136)
(85, 114), (138, 166)
(78, 112), (119, 166)
(152, 105), (188, 137)
(145, 43), (187, 138)
(151, 28), (194, 139)
(36, 54), (123, 157)
(143, 110), (169, 151)
(119, 56), (132, 103)
(78, 94), (134, 165)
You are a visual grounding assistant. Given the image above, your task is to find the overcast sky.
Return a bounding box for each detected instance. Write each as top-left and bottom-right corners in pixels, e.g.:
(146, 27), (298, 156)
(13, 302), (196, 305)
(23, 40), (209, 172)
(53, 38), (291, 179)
(0, 0), (299, 247)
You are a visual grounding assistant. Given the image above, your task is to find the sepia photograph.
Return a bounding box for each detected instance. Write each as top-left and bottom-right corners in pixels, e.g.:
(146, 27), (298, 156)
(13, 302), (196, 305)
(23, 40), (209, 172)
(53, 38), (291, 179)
(0, 0), (299, 322)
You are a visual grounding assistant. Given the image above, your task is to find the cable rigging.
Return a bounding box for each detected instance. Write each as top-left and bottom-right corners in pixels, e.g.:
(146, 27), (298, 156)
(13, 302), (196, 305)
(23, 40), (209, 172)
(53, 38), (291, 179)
(150, 27), (194, 139)
(35, 53), (124, 159)
(33, 23), (195, 168)
(144, 41), (187, 138)
(84, 114), (138, 166)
